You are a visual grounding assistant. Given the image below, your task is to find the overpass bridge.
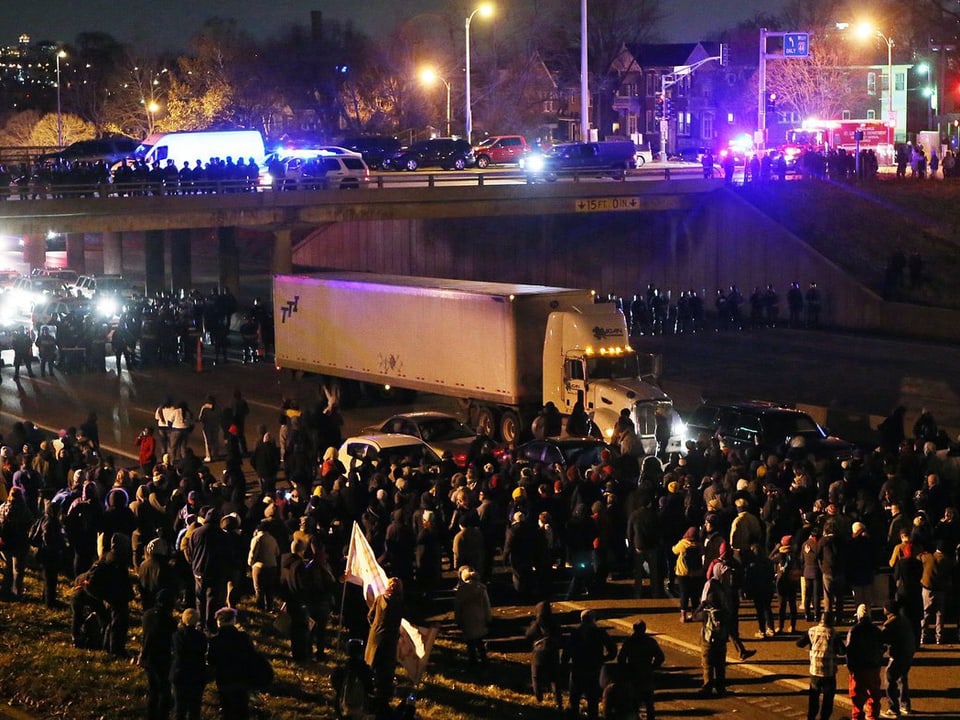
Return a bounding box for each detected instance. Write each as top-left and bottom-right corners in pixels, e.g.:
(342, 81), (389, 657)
(0, 175), (720, 295)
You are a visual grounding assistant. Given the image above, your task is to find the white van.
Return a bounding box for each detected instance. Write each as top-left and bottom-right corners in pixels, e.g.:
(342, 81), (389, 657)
(129, 130), (266, 170)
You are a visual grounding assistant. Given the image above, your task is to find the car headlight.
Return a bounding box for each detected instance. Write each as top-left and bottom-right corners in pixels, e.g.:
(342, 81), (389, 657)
(97, 297), (119, 317)
(524, 155), (545, 172)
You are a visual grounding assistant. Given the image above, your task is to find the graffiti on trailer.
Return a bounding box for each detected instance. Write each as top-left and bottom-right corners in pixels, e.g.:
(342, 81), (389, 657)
(591, 325), (624, 340)
(378, 352), (403, 375)
(280, 296), (300, 323)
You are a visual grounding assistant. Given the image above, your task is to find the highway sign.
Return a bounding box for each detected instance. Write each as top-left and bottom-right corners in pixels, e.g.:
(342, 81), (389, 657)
(783, 32), (809, 57)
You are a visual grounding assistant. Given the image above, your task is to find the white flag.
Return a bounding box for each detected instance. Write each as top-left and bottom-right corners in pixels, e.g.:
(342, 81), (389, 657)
(345, 521), (388, 604)
(344, 522), (438, 682)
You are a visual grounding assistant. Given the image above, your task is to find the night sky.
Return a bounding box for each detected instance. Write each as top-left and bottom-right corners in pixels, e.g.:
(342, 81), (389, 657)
(0, 0), (787, 50)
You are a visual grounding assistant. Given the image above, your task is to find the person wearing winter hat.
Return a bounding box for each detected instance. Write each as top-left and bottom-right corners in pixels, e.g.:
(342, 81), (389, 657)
(454, 565), (492, 664)
(845, 603), (883, 720)
(772, 534), (800, 634)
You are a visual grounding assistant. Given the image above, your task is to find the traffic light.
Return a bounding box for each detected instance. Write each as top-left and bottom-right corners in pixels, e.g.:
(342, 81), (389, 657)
(654, 92), (664, 120)
(720, 43), (729, 67)
(664, 96), (674, 120)
(765, 91), (777, 114)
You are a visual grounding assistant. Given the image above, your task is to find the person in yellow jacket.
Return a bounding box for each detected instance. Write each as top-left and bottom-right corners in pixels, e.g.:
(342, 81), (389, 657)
(672, 526), (705, 622)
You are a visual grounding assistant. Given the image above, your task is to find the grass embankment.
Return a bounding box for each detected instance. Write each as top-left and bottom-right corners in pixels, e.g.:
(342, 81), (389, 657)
(0, 569), (557, 720)
(737, 178), (960, 310)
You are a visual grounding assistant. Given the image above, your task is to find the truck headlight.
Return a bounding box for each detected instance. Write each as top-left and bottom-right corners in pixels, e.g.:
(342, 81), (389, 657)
(524, 155), (545, 172)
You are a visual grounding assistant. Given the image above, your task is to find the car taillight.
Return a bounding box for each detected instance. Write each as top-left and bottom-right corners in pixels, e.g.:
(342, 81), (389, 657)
(453, 451), (468, 468)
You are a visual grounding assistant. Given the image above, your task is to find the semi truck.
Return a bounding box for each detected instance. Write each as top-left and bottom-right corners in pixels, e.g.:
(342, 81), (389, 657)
(273, 272), (682, 451)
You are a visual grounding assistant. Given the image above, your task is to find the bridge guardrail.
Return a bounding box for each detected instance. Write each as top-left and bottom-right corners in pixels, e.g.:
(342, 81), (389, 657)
(0, 163), (715, 201)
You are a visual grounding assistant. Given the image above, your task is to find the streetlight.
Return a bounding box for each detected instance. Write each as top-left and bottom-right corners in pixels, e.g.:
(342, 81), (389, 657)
(464, 2), (493, 143)
(147, 100), (160, 134)
(55, 49), (66, 149)
(419, 68), (451, 137)
(852, 22), (895, 118)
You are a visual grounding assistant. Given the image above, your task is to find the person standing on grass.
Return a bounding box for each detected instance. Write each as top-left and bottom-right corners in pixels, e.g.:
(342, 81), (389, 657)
(454, 565), (492, 665)
(564, 609), (617, 720)
(366, 577), (405, 717)
(526, 600), (564, 710)
(138, 588), (177, 720)
(797, 612), (845, 720)
(207, 606), (255, 720)
(171, 608), (207, 720)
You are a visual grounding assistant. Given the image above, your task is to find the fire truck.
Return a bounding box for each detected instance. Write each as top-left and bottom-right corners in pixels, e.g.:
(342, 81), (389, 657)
(780, 119), (895, 169)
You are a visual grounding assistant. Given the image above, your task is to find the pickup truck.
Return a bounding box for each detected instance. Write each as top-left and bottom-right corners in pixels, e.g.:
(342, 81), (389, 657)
(521, 140), (637, 181)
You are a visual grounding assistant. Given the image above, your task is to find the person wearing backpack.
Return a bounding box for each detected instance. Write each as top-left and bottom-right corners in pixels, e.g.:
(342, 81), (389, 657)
(796, 612), (845, 720)
(332, 638), (374, 720)
(695, 564), (732, 697)
(672, 526), (704, 623)
(771, 534), (801, 634)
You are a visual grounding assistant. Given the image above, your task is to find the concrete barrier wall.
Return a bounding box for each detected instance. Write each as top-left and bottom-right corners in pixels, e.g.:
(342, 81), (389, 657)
(293, 188), (960, 342)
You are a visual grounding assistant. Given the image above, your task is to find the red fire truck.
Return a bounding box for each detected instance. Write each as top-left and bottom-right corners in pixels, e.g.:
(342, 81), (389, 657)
(780, 119), (895, 169)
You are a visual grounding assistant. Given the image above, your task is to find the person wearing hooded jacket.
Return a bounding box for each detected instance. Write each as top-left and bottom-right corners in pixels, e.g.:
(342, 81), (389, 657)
(563, 609), (617, 720)
(0, 486), (32, 599)
(454, 565), (491, 664)
(525, 600), (564, 709)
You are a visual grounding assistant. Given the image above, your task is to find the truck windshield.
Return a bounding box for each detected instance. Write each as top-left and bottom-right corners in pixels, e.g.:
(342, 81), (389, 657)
(586, 354), (639, 380)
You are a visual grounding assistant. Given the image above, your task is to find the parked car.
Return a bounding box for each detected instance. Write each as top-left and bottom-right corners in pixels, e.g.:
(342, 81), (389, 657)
(72, 274), (140, 300)
(336, 136), (402, 170)
(685, 400), (857, 461)
(385, 138), (475, 171)
(30, 295), (88, 332)
(5, 276), (69, 314)
(363, 411), (478, 467)
(472, 135), (529, 168)
(38, 136), (139, 165)
(514, 436), (611, 472)
(337, 433), (442, 471)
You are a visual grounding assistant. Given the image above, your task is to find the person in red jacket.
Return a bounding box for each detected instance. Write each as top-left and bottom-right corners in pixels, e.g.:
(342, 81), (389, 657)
(136, 427), (157, 477)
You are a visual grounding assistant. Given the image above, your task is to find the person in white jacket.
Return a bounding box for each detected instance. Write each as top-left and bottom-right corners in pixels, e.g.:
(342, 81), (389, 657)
(248, 520), (281, 611)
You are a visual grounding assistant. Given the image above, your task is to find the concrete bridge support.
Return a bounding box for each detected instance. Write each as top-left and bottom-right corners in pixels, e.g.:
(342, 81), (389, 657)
(145, 230), (165, 296)
(218, 226), (240, 294)
(21, 235), (45, 272)
(169, 229), (192, 296)
(272, 229), (292, 275)
(103, 232), (123, 276)
(66, 233), (85, 274)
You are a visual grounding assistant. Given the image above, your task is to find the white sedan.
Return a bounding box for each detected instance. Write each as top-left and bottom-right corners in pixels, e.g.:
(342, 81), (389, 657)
(337, 433), (442, 473)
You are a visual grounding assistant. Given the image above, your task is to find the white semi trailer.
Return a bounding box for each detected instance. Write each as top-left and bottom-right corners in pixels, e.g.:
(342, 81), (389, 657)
(273, 272), (680, 450)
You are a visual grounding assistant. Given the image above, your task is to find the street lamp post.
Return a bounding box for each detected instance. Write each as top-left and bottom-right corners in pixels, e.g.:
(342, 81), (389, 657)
(55, 49), (66, 149)
(464, 3), (493, 143)
(850, 23), (894, 119)
(419, 68), (451, 137)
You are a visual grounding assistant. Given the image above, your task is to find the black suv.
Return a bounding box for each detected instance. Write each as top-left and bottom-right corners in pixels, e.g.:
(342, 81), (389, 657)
(336, 136), (402, 169)
(385, 138), (475, 171)
(685, 401), (856, 461)
(38, 136), (139, 165)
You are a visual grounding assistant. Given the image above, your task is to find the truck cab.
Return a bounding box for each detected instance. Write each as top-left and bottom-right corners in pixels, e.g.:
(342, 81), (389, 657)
(543, 305), (681, 454)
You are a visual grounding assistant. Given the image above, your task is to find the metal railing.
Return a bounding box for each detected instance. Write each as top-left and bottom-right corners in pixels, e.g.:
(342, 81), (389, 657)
(0, 164), (716, 201)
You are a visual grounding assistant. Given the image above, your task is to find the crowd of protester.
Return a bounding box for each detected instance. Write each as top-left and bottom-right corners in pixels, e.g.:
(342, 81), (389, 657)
(1, 287), (273, 379)
(0, 363), (958, 718)
(597, 280), (823, 335)
(0, 156), (261, 200)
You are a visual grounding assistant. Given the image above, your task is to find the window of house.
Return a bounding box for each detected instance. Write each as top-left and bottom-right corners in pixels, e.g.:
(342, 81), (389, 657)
(895, 71), (904, 92)
(646, 72), (658, 96)
(867, 109), (876, 120)
(842, 110), (851, 120)
(702, 112), (714, 141)
(867, 72), (876, 95)
(678, 111), (691, 136)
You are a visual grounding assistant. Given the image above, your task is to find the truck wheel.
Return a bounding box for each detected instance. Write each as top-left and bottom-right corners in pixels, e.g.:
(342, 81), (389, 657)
(500, 410), (521, 445)
(474, 406), (499, 440)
